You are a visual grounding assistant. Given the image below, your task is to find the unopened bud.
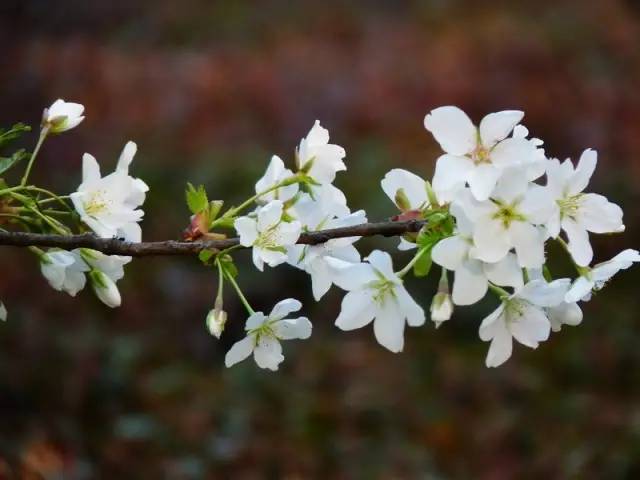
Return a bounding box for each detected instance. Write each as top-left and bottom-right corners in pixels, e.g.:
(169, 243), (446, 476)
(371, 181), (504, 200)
(89, 270), (121, 308)
(206, 305), (227, 339)
(394, 188), (411, 212)
(0, 302), (7, 321)
(430, 292), (453, 327)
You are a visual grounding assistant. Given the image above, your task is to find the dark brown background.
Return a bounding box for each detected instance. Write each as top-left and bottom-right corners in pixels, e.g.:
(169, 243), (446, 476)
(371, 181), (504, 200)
(1, 1), (639, 478)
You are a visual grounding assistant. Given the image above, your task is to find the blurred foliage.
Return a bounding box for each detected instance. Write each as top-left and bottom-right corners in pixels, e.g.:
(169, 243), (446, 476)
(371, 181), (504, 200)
(1, 0), (640, 478)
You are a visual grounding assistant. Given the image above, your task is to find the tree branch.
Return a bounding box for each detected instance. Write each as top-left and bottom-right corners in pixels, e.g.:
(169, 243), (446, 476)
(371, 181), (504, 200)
(0, 220), (426, 257)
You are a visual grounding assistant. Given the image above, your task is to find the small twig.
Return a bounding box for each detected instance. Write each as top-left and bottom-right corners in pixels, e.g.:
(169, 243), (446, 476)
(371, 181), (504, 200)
(0, 220), (425, 257)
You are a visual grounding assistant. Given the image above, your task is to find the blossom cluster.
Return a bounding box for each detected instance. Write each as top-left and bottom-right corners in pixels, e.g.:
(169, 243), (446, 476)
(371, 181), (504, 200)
(0, 100), (637, 371)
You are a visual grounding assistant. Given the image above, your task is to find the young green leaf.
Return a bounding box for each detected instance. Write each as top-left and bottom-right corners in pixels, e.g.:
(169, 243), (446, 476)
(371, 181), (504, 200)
(0, 123), (31, 148)
(185, 183), (209, 214)
(0, 149), (30, 176)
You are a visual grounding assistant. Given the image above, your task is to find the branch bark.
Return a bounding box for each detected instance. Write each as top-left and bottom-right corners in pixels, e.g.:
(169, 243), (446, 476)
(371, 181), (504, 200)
(0, 220), (425, 257)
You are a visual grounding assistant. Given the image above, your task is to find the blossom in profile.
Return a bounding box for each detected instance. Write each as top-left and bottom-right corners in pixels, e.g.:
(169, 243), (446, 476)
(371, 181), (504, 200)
(43, 99), (85, 133)
(296, 120), (346, 184)
(40, 249), (89, 296)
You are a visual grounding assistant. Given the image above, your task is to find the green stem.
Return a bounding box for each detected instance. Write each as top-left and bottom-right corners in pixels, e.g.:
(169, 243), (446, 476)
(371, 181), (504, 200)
(220, 263), (255, 315)
(554, 237), (588, 275)
(216, 260), (225, 303)
(28, 187), (73, 212)
(396, 246), (430, 278)
(20, 126), (50, 186)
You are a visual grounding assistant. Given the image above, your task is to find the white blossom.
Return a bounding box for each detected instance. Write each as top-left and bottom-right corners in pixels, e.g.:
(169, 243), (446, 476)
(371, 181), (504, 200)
(255, 155), (298, 204)
(526, 268), (583, 332)
(43, 99), (85, 133)
(296, 120), (346, 184)
(381, 168), (429, 212)
(546, 149), (624, 266)
(425, 106), (543, 202)
(455, 170), (555, 268)
(328, 250), (425, 353)
(432, 204), (524, 305)
(40, 249), (89, 296)
(225, 298), (312, 370)
(71, 141), (148, 241)
(288, 210), (366, 300)
(0, 302), (6, 322)
(81, 249), (131, 308)
(565, 249), (640, 303)
(206, 307), (227, 339)
(234, 200), (301, 271)
(479, 279), (570, 367)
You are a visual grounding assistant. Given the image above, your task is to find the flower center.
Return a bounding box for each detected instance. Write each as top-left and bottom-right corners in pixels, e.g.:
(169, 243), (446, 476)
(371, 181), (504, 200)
(84, 190), (110, 215)
(255, 225), (287, 252)
(491, 201), (527, 228)
(370, 279), (397, 305)
(557, 194), (583, 220)
(471, 145), (492, 165)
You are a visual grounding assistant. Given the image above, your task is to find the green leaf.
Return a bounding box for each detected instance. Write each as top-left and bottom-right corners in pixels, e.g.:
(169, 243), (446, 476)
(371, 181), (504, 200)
(207, 200), (224, 222)
(0, 123), (31, 148)
(413, 248), (433, 277)
(198, 249), (215, 265)
(185, 183), (209, 214)
(0, 149), (30, 175)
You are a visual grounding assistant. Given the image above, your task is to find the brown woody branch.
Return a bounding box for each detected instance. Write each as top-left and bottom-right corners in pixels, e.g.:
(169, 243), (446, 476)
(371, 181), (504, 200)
(0, 220), (426, 257)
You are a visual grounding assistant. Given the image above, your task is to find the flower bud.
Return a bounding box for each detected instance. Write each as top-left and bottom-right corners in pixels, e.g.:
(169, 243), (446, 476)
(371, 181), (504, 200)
(431, 271), (453, 327)
(0, 302), (7, 322)
(42, 99), (85, 134)
(206, 306), (227, 339)
(89, 270), (121, 308)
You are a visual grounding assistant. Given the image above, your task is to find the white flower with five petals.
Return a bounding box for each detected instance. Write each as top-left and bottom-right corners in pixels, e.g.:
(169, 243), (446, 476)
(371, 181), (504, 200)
(40, 249), (89, 296)
(425, 106), (543, 202)
(234, 200), (301, 271)
(255, 155), (298, 204)
(224, 298), (312, 371)
(546, 149), (624, 266)
(43, 99), (85, 133)
(479, 279), (570, 367)
(328, 250), (425, 353)
(431, 205), (524, 305)
(71, 141), (148, 242)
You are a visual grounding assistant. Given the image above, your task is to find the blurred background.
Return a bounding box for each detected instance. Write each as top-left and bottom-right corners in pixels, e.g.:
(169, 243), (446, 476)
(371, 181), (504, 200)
(1, 0), (640, 478)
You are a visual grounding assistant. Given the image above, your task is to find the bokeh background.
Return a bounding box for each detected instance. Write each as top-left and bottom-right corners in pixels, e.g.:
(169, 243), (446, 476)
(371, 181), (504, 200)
(1, 0), (640, 478)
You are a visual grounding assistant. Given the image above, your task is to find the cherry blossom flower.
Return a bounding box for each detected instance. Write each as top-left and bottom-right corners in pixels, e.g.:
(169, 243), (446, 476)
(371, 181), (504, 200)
(328, 250), (425, 353)
(40, 249), (89, 296)
(288, 210), (367, 300)
(225, 298), (312, 370)
(565, 249), (640, 303)
(381, 168), (429, 213)
(71, 141), (148, 241)
(432, 205), (524, 305)
(255, 155), (298, 204)
(296, 120), (346, 184)
(455, 171), (555, 268)
(425, 106), (543, 202)
(479, 279), (570, 367)
(42, 99), (85, 133)
(546, 149), (624, 266)
(234, 200), (301, 271)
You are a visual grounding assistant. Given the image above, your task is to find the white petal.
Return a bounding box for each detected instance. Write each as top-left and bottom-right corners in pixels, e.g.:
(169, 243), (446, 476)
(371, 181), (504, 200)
(568, 149), (597, 195)
(562, 218), (593, 267)
(468, 164), (501, 201)
(309, 263), (333, 301)
(424, 106), (477, 156)
(273, 316), (312, 340)
(398, 237), (417, 251)
(548, 302), (583, 332)
(565, 277), (594, 303)
(257, 201), (284, 231)
(432, 154), (472, 202)
(234, 217), (259, 246)
(518, 278), (570, 307)
(373, 299), (405, 353)
(116, 141), (137, 173)
(578, 194), (624, 234)
(509, 304), (550, 347)
(252, 248), (265, 271)
(253, 336), (284, 371)
(395, 286), (425, 327)
(510, 222), (545, 268)
(485, 321), (513, 368)
(335, 290), (377, 330)
(366, 250), (397, 282)
(431, 236), (469, 271)
(452, 259), (488, 305)
(81, 153), (101, 184)
(479, 304), (506, 341)
(472, 218), (511, 263)
(275, 220), (301, 246)
(269, 298), (302, 320)
(479, 110), (524, 148)
(326, 258), (377, 291)
(520, 184), (556, 225)
(380, 168), (428, 210)
(224, 336), (255, 367)
(483, 253), (524, 289)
